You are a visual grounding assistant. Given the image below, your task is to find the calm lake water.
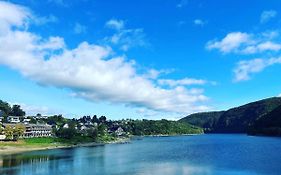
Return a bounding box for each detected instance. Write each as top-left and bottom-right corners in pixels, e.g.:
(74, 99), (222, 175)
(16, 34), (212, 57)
(1, 134), (281, 175)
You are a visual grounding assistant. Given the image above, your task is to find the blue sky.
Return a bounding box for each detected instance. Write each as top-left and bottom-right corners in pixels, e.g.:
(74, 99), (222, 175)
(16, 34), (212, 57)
(0, 0), (281, 120)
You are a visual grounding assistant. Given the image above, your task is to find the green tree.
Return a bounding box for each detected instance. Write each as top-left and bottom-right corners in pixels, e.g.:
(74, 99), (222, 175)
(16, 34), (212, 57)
(56, 128), (77, 139)
(0, 100), (12, 117)
(98, 124), (107, 136)
(10, 105), (25, 116)
(86, 128), (98, 139)
(4, 126), (14, 140)
(13, 124), (26, 140)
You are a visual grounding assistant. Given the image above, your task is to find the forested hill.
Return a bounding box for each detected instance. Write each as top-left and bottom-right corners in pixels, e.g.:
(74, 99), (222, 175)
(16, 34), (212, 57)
(179, 97), (281, 134)
(248, 105), (281, 136)
(179, 111), (224, 132)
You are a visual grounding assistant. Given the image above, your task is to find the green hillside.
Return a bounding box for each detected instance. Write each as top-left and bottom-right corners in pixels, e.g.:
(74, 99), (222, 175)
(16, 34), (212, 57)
(248, 105), (281, 136)
(178, 111), (224, 132)
(179, 97), (281, 133)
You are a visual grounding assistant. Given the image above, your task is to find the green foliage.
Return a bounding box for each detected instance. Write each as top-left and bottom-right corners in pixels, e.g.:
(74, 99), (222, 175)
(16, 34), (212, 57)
(97, 124), (107, 136)
(13, 124), (26, 140)
(248, 105), (281, 136)
(56, 127), (77, 139)
(0, 100), (12, 117)
(180, 97), (281, 133)
(4, 126), (14, 140)
(129, 119), (203, 136)
(4, 124), (26, 141)
(46, 115), (66, 126)
(179, 111), (224, 132)
(86, 128), (98, 139)
(10, 105), (25, 116)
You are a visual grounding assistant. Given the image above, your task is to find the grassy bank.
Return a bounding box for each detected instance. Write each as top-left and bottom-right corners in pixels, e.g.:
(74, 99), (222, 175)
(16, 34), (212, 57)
(0, 135), (127, 155)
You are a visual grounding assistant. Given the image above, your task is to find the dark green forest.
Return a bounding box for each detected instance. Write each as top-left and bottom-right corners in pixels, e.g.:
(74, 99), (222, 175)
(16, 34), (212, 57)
(180, 97), (281, 136)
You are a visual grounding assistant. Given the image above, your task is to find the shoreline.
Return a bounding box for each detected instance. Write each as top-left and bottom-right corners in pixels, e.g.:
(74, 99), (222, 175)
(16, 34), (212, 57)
(0, 138), (130, 156)
(0, 134), (202, 156)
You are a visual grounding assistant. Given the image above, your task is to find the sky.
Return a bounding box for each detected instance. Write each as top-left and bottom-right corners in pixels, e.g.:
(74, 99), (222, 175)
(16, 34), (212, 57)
(0, 0), (281, 120)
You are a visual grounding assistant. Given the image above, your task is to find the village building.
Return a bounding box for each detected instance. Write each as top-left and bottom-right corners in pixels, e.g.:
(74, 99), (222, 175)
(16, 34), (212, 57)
(62, 123), (69, 128)
(7, 116), (20, 123)
(24, 124), (52, 138)
(2, 123), (52, 138)
(23, 117), (31, 124)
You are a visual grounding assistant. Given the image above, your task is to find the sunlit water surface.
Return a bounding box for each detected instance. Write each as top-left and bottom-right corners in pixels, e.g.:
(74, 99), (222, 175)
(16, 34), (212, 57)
(1, 134), (281, 175)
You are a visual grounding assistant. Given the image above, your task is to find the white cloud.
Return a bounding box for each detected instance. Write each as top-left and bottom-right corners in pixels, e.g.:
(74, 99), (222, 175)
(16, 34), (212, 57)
(206, 32), (251, 53)
(105, 19), (148, 51)
(0, 1), (31, 32)
(8, 100), (62, 116)
(277, 94), (281, 97)
(105, 19), (124, 30)
(158, 78), (207, 87)
(233, 57), (281, 82)
(207, 31), (281, 54)
(0, 2), (211, 115)
(73, 22), (87, 34)
(260, 10), (277, 23)
(194, 19), (205, 26)
(242, 41), (281, 54)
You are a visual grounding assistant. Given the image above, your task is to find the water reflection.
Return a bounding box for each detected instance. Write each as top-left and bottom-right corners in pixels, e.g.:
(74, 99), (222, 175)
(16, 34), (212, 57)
(0, 149), (73, 175)
(0, 135), (281, 175)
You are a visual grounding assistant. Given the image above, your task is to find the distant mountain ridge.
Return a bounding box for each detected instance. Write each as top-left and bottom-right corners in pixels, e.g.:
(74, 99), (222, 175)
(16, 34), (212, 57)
(179, 97), (281, 135)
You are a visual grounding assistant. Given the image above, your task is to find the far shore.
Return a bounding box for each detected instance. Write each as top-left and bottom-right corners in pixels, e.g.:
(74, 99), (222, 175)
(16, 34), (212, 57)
(0, 138), (130, 155)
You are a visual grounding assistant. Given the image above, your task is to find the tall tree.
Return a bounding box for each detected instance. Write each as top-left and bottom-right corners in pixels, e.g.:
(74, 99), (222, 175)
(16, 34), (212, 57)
(0, 100), (12, 116)
(10, 105), (26, 116)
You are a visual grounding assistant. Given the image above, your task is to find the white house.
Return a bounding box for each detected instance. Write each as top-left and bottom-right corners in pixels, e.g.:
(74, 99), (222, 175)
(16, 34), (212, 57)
(7, 116), (20, 123)
(23, 117), (31, 124)
(62, 123), (69, 128)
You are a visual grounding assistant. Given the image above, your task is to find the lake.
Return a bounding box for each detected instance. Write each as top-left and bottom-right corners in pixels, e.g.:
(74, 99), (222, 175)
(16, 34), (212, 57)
(1, 134), (281, 175)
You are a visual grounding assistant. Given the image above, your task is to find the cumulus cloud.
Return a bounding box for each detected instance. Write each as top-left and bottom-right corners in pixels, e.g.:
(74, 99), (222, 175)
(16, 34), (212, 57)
(0, 1), (31, 32)
(206, 32), (251, 53)
(105, 19), (148, 51)
(260, 10), (277, 23)
(233, 57), (281, 82)
(278, 94), (281, 97)
(0, 1), (211, 115)
(206, 31), (281, 54)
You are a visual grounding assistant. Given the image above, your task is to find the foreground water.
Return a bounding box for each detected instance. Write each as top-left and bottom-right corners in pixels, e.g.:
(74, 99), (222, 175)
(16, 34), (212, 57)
(1, 134), (281, 175)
